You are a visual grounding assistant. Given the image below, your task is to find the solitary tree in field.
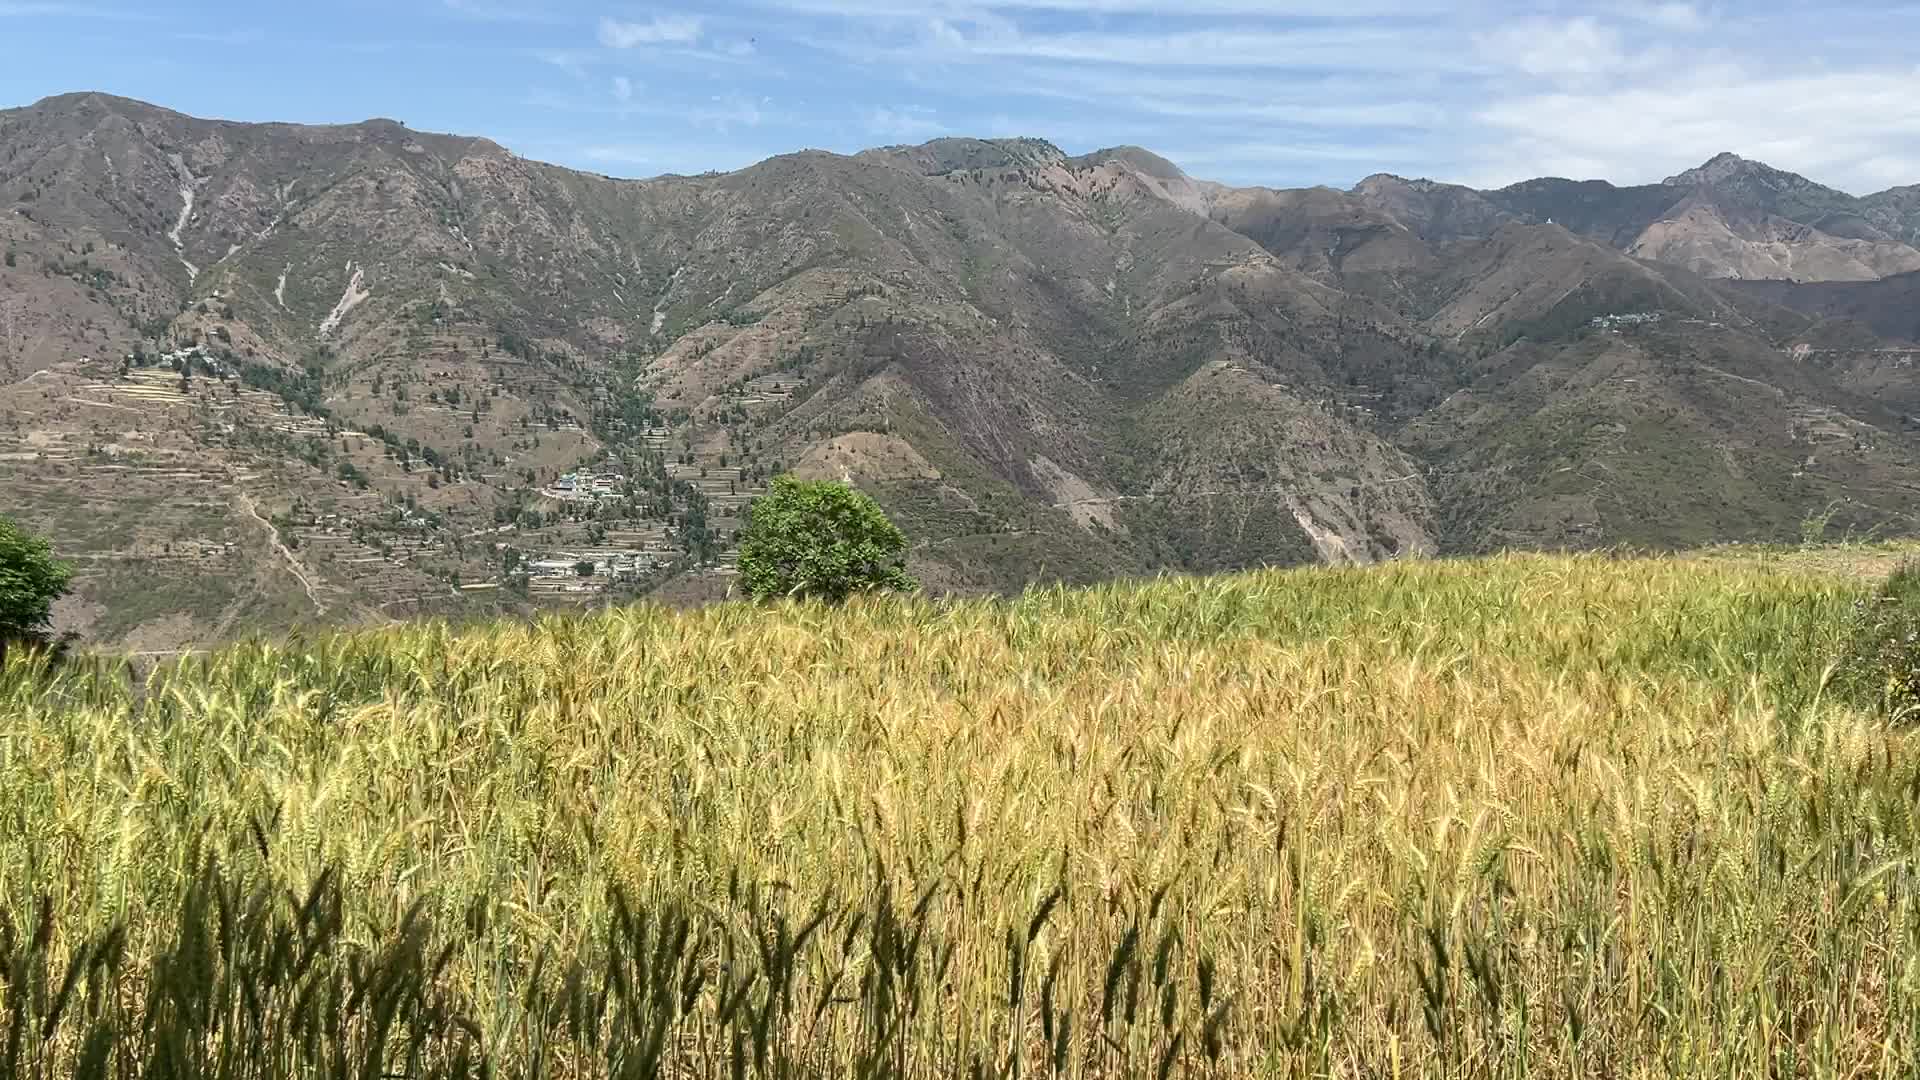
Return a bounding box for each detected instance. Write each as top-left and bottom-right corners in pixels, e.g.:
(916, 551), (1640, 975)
(738, 477), (916, 602)
(0, 517), (73, 659)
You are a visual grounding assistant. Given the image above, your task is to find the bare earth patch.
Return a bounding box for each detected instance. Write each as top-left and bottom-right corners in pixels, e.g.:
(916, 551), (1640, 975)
(1029, 454), (1119, 531)
(793, 433), (942, 485)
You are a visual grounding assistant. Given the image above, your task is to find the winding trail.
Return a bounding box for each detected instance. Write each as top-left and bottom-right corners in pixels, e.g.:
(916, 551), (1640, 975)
(238, 492), (327, 614)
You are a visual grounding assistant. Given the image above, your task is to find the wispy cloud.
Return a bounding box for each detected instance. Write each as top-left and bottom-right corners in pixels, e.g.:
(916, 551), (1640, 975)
(865, 105), (943, 140)
(535, 48), (595, 78)
(1160, 139), (1433, 170)
(173, 27), (265, 45)
(0, 2), (155, 18)
(598, 13), (703, 47)
(518, 137), (778, 178)
(756, 0), (1443, 14)
(892, 21), (1473, 72)
(785, 9), (1484, 85)
(1470, 63), (1920, 191)
(581, 144), (656, 165)
(1620, 1), (1710, 31)
(10, 0), (1913, 196)
(1474, 17), (1628, 78)
(520, 87), (772, 132)
(737, 0), (1920, 191)
(691, 93), (768, 132)
(442, 0), (568, 23)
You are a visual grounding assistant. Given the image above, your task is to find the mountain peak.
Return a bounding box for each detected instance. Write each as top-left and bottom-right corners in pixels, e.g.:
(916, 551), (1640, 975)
(1353, 173), (1449, 194)
(13, 90), (173, 124)
(29, 90), (147, 110)
(859, 136), (1065, 176)
(1664, 152), (1792, 188)
(1071, 146), (1187, 181)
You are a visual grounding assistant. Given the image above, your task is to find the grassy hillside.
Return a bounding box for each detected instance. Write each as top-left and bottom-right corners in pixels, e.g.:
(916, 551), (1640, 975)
(3, 551), (1919, 1076)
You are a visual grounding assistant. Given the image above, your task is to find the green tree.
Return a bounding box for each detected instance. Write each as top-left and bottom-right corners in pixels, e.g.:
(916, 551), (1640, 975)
(738, 477), (916, 602)
(0, 517), (73, 657)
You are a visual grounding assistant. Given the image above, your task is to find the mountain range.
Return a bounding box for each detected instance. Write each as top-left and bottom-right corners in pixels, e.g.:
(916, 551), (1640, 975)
(6, 92), (1920, 650)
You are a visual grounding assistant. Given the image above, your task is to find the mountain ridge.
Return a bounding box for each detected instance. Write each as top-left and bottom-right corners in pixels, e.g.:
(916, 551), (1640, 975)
(7, 91), (1920, 650)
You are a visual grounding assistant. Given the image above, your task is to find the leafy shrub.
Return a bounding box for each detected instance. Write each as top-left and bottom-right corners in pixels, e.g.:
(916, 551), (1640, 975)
(738, 477), (916, 602)
(0, 516), (73, 656)
(1835, 561), (1920, 720)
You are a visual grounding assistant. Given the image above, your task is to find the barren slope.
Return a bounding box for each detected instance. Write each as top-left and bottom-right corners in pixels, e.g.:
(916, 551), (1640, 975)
(8, 93), (1920, 648)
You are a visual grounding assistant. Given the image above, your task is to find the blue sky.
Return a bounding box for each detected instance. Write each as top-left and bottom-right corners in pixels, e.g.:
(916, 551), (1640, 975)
(4, 1), (1920, 192)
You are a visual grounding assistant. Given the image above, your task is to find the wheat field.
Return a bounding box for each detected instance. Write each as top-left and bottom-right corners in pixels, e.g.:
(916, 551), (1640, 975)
(2, 551), (1917, 1077)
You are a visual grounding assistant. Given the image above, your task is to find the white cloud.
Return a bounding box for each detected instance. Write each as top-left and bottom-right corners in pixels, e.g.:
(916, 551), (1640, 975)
(691, 94), (767, 132)
(174, 26), (264, 44)
(0, 2), (154, 17)
(1084, 94), (1446, 129)
(536, 48), (593, 78)
(507, 1), (1920, 194)
(1474, 16), (1626, 78)
(928, 23), (1480, 71)
(866, 105), (944, 140)
(550, 139), (778, 177)
(598, 14), (703, 47)
(1000, 0), (1439, 9)
(441, 0), (567, 22)
(758, 0), (1442, 14)
(583, 144), (654, 165)
(1622, 2), (1709, 32)
(1471, 65), (1920, 192)
(521, 87), (770, 130)
(1163, 139), (1433, 167)
(612, 75), (634, 101)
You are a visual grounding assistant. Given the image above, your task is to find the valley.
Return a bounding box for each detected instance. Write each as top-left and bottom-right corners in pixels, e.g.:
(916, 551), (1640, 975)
(9, 92), (1920, 647)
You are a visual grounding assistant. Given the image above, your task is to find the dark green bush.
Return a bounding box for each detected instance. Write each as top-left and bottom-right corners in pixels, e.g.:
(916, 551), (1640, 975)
(737, 477), (916, 602)
(1836, 562), (1920, 721)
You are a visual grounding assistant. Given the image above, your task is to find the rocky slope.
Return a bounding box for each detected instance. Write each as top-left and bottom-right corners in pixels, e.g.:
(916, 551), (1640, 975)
(6, 92), (1920, 647)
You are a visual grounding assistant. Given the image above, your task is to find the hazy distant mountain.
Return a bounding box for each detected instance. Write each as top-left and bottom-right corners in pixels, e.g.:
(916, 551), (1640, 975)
(1343, 152), (1920, 282)
(6, 92), (1920, 648)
